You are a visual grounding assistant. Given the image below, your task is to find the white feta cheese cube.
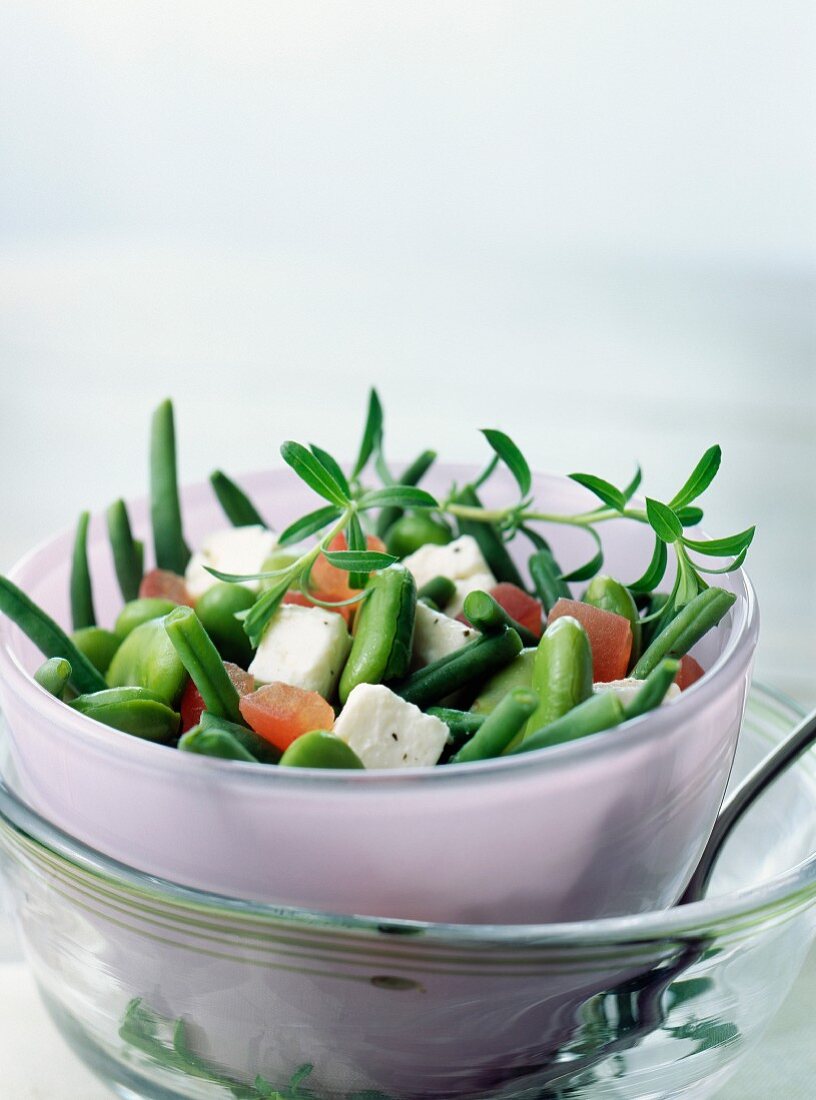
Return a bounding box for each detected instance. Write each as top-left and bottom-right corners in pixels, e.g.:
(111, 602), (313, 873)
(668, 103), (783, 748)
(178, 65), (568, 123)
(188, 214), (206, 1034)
(333, 684), (449, 769)
(185, 525), (279, 600)
(401, 535), (494, 591)
(592, 678), (680, 706)
(444, 572), (499, 618)
(412, 600), (477, 668)
(249, 604), (351, 698)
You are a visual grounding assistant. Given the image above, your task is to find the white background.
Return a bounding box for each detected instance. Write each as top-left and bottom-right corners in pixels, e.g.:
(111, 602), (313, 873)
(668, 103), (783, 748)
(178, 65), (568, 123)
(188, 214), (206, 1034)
(0, 4), (815, 1094)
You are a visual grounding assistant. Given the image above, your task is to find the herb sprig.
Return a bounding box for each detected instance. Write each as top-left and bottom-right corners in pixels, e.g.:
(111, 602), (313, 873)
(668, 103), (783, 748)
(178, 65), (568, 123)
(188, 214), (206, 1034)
(206, 389), (753, 646)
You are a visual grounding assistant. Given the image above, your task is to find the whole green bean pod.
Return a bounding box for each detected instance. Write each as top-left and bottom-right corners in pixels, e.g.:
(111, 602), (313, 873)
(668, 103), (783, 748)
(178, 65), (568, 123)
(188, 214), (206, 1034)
(0, 576), (107, 694)
(452, 485), (526, 589)
(417, 575), (456, 609)
(70, 511), (96, 630)
(512, 690), (625, 755)
(163, 606), (244, 724)
(209, 470), (266, 528)
(106, 499), (144, 603)
(450, 687), (539, 764)
(393, 627), (522, 710)
(375, 449), (437, 538)
(462, 590), (539, 647)
(33, 657), (72, 697)
(150, 398), (191, 574)
(199, 712), (280, 764)
(623, 658), (681, 719)
(426, 706), (485, 744)
(179, 725), (258, 762)
(583, 575), (642, 665)
(528, 548), (570, 613)
(339, 565), (417, 704)
(69, 686), (180, 742)
(631, 587), (736, 679)
(525, 615), (593, 735)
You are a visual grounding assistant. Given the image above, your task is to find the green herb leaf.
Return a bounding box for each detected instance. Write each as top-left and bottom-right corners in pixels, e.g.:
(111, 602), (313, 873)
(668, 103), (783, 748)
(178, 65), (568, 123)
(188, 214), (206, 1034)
(682, 525), (755, 557)
(569, 473), (626, 513)
(352, 388), (384, 479)
(472, 453), (499, 491)
(676, 505), (704, 527)
(242, 578), (290, 647)
(559, 527), (604, 583)
(669, 445), (722, 509)
(628, 535), (669, 593)
(622, 464), (643, 502)
(280, 441), (349, 507)
(346, 511), (368, 588)
(359, 486), (438, 510)
(687, 546), (749, 574)
(646, 498), (683, 543)
(481, 429), (532, 497)
(518, 524), (551, 552)
(309, 445), (350, 497)
(278, 505), (344, 547)
(323, 549), (397, 572)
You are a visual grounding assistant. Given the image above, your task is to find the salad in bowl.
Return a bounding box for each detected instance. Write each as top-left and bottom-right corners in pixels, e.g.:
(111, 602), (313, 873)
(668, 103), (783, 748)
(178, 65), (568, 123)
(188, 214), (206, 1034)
(0, 394), (757, 921)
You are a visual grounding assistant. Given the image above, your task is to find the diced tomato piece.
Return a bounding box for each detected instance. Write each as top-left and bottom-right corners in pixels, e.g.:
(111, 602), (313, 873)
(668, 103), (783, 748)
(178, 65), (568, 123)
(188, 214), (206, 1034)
(675, 654), (705, 691)
(547, 598), (632, 682)
(139, 569), (194, 607)
(310, 533), (386, 603)
(180, 662), (255, 731)
(239, 682), (335, 752)
(489, 583), (544, 638)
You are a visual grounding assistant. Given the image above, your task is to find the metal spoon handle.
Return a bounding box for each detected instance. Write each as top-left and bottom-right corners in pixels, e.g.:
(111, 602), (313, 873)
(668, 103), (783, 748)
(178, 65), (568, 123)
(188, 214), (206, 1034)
(681, 704), (816, 904)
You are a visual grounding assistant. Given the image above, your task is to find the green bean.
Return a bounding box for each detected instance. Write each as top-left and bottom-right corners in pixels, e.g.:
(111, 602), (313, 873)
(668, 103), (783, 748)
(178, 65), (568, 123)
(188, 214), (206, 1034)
(469, 649), (536, 715)
(114, 597), (177, 639)
(33, 657), (72, 697)
(623, 658), (681, 719)
(163, 606), (244, 724)
(452, 485), (526, 589)
(393, 627), (522, 710)
(640, 591), (671, 648)
(195, 582), (255, 666)
(279, 730), (365, 769)
(375, 449), (437, 538)
(511, 690), (625, 755)
(209, 470), (266, 528)
(426, 706), (485, 743)
(450, 687), (539, 764)
(631, 587), (736, 679)
(0, 575), (107, 694)
(462, 590), (539, 647)
(150, 398), (191, 574)
(179, 725), (258, 762)
(106, 499), (144, 603)
(69, 686), (180, 742)
(528, 548), (570, 613)
(417, 575), (456, 609)
(339, 565), (416, 703)
(70, 511), (96, 630)
(526, 616), (593, 735)
(107, 617), (187, 706)
(583, 575), (642, 665)
(199, 712), (280, 764)
(71, 626), (121, 675)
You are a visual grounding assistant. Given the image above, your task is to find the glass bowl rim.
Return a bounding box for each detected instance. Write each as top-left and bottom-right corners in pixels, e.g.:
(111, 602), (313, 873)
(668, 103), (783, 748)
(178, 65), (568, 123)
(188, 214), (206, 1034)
(1, 684), (815, 948)
(0, 467), (759, 788)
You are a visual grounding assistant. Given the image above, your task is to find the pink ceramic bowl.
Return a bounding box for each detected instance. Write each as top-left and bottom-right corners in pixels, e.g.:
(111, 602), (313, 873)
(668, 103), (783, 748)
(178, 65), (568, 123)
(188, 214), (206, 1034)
(0, 466), (758, 923)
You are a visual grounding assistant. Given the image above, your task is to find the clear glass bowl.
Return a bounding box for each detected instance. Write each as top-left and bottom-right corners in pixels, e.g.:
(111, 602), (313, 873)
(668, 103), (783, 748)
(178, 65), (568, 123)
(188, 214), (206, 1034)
(1, 684), (814, 1100)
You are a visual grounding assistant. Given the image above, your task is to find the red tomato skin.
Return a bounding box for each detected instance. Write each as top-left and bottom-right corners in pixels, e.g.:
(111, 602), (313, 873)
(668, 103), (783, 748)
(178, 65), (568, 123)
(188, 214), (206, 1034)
(489, 583), (544, 638)
(547, 598), (633, 682)
(180, 662), (254, 731)
(675, 654), (705, 691)
(139, 569), (194, 607)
